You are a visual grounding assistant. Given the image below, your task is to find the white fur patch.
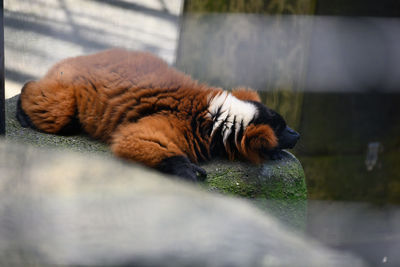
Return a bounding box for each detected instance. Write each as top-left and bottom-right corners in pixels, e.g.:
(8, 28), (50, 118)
(208, 91), (258, 146)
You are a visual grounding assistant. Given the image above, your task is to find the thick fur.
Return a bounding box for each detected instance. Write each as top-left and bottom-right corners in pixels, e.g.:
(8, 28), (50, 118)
(17, 49), (297, 181)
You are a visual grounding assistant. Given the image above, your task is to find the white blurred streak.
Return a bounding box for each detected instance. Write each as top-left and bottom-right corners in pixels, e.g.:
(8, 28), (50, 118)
(180, 14), (400, 93)
(5, 1), (400, 98)
(307, 16), (400, 92)
(307, 201), (400, 266)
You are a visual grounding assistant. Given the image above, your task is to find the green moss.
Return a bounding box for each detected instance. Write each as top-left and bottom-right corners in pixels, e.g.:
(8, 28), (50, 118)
(205, 167), (259, 197)
(261, 158), (307, 200)
(202, 154), (307, 201)
(201, 157), (307, 230)
(262, 178), (306, 200)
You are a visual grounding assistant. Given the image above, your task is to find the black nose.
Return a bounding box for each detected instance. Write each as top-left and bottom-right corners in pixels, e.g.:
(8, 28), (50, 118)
(288, 127), (298, 135)
(279, 126), (300, 149)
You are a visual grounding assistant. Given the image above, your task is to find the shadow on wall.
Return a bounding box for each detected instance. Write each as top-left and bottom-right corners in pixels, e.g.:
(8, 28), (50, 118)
(4, 0), (182, 98)
(177, 14), (400, 93)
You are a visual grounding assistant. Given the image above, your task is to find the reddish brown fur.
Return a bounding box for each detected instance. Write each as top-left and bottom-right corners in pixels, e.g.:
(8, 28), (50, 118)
(20, 49), (278, 169)
(20, 49), (220, 166)
(231, 88), (261, 102)
(222, 123), (277, 163)
(20, 80), (76, 133)
(240, 125), (278, 163)
(22, 49), (217, 139)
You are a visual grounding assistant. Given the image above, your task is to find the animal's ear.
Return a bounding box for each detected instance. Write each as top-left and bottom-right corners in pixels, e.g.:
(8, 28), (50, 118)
(239, 124), (278, 163)
(231, 88), (261, 102)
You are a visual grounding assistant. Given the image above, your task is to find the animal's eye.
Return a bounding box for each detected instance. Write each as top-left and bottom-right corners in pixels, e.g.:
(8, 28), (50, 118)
(275, 124), (286, 135)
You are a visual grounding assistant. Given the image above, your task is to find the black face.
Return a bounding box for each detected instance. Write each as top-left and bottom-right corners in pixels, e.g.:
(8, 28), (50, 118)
(277, 126), (300, 149)
(250, 101), (300, 150)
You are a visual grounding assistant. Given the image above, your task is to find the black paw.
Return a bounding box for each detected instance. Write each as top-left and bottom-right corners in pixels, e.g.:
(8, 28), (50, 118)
(58, 115), (82, 135)
(16, 96), (36, 129)
(157, 156), (207, 182)
(267, 149), (284, 160)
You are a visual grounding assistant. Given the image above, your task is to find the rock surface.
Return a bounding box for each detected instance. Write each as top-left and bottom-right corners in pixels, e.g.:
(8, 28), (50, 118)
(6, 95), (305, 195)
(5, 95), (306, 228)
(201, 155), (307, 229)
(6, 95), (110, 154)
(0, 141), (364, 267)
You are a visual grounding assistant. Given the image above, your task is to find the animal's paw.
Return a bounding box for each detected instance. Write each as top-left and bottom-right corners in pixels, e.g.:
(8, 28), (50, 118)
(16, 96), (36, 129)
(267, 149), (284, 160)
(157, 155), (207, 182)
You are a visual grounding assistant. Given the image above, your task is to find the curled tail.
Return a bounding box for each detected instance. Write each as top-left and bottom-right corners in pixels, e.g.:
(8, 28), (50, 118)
(17, 80), (81, 135)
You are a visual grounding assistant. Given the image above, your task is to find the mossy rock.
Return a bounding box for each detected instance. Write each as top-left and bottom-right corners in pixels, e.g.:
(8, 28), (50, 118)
(202, 154), (306, 200)
(5, 95), (307, 228)
(202, 154), (307, 229)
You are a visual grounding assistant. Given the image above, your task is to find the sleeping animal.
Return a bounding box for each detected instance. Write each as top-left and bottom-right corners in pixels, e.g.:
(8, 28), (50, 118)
(16, 49), (300, 181)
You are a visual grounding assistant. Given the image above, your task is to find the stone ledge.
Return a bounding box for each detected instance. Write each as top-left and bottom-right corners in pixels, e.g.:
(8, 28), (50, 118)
(0, 141), (364, 267)
(6, 95), (307, 229)
(6, 96), (305, 195)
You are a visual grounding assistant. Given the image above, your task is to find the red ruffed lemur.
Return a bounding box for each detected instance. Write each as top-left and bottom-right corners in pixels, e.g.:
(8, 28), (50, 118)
(17, 49), (300, 181)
